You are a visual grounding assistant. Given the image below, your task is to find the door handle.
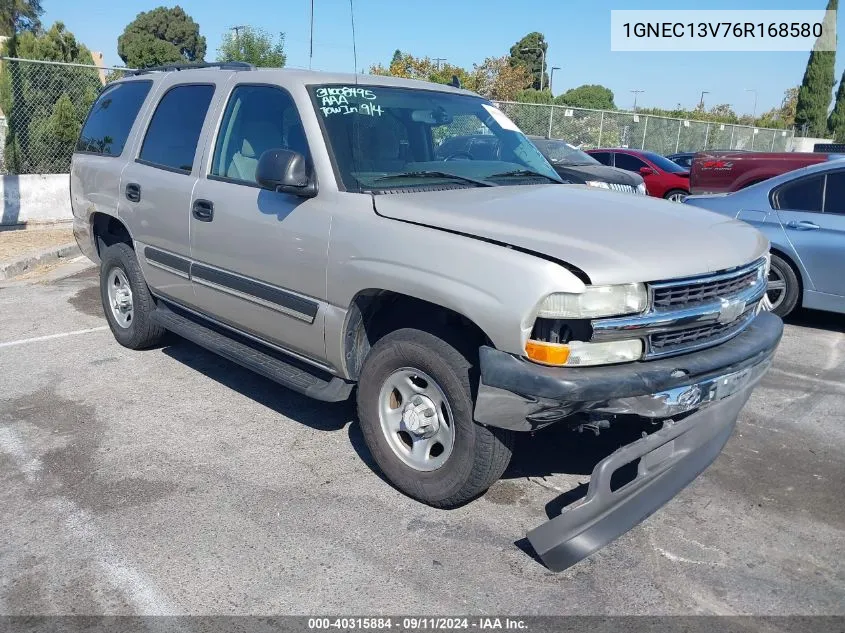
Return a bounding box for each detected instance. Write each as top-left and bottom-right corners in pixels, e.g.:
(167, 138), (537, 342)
(786, 220), (820, 231)
(125, 183), (141, 203)
(192, 199), (214, 222)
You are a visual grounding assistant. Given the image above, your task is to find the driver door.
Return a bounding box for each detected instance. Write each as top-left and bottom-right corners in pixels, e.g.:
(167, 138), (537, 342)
(188, 83), (331, 363)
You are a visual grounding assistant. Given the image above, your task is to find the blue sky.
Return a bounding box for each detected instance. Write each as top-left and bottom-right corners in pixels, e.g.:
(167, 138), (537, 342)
(46, 0), (841, 114)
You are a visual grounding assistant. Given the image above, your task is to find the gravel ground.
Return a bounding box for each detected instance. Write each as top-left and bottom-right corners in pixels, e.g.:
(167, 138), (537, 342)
(0, 263), (843, 616)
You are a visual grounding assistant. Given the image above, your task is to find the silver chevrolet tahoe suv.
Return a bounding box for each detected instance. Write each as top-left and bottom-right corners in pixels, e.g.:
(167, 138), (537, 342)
(71, 62), (783, 572)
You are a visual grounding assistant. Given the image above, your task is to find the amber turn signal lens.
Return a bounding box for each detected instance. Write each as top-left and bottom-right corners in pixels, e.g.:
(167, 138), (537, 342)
(525, 340), (571, 366)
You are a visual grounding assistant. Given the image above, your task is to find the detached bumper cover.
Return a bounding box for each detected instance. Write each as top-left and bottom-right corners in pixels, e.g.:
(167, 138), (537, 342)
(473, 311), (783, 572)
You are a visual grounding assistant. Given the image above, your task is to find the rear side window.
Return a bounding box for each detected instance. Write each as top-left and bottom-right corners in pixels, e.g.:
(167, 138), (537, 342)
(774, 175), (824, 212)
(614, 153), (648, 172)
(76, 81), (152, 157)
(824, 171), (845, 214)
(591, 151), (612, 165)
(139, 84), (215, 173)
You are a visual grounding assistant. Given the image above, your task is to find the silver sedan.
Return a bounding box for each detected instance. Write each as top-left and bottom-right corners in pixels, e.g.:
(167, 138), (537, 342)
(685, 160), (845, 317)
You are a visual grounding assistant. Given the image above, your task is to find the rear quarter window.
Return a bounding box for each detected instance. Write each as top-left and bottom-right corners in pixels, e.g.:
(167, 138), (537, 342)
(76, 81), (152, 157)
(773, 175), (824, 212)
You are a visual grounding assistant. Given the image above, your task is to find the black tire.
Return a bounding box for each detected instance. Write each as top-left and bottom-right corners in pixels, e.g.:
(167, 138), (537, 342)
(663, 189), (688, 202)
(768, 253), (800, 318)
(356, 327), (514, 508)
(99, 243), (165, 349)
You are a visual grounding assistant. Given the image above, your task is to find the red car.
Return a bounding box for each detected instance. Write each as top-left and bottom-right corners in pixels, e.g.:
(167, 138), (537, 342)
(586, 148), (690, 201)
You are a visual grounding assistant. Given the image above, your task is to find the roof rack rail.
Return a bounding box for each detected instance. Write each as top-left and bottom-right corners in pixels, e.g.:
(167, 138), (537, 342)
(129, 61), (256, 76)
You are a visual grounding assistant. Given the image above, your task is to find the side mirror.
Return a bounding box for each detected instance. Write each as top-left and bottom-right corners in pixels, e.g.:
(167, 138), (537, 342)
(639, 166), (655, 176)
(256, 149), (317, 197)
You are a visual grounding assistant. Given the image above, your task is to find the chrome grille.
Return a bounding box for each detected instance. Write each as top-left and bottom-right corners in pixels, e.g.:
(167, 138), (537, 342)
(652, 268), (760, 311)
(608, 183), (637, 194)
(649, 307), (756, 353)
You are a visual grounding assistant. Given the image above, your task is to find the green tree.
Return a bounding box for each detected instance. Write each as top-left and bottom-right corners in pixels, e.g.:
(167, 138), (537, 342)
(514, 88), (552, 104)
(509, 32), (548, 90)
(555, 84), (615, 110)
(217, 26), (285, 67)
(795, 0), (837, 136)
(390, 49), (402, 66)
(829, 72), (845, 140)
(0, 0), (43, 36)
(118, 5), (206, 69)
(0, 22), (101, 173)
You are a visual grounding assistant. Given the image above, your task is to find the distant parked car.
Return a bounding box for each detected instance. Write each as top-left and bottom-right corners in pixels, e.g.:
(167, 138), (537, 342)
(685, 160), (845, 317)
(587, 148), (690, 201)
(666, 152), (696, 169)
(529, 136), (646, 194)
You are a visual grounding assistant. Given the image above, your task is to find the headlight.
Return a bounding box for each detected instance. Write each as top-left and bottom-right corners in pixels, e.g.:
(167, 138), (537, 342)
(636, 182), (647, 195)
(585, 180), (610, 189)
(537, 283), (647, 319)
(525, 339), (643, 366)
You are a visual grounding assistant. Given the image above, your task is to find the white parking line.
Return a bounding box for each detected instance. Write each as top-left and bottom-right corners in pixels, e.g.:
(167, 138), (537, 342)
(0, 326), (109, 349)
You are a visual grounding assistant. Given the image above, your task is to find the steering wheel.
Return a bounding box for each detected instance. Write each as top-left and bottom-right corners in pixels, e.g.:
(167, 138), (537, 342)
(443, 152), (473, 161)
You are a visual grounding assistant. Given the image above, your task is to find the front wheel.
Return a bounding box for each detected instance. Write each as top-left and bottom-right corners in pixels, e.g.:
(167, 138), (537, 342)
(356, 328), (514, 508)
(664, 189), (688, 202)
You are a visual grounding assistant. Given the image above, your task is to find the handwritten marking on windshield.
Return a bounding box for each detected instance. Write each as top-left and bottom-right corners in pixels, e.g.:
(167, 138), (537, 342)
(316, 87), (383, 117)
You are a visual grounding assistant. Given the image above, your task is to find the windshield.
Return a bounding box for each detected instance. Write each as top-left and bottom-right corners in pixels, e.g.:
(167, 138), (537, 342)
(532, 138), (599, 166)
(643, 151), (689, 173)
(309, 84), (562, 191)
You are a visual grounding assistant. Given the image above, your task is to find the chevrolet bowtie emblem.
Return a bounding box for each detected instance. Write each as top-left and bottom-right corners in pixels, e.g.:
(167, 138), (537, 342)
(717, 297), (745, 324)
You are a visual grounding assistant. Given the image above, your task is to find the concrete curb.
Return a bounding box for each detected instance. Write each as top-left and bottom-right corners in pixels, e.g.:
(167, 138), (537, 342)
(0, 242), (81, 281)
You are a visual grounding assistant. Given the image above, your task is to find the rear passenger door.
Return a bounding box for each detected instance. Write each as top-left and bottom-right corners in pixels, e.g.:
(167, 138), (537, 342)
(775, 170), (845, 297)
(119, 77), (223, 307)
(188, 83), (331, 364)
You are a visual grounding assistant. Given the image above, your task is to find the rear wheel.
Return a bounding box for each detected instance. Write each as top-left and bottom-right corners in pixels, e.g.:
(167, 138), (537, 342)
(99, 243), (165, 349)
(664, 189), (688, 202)
(764, 253), (800, 318)
(356, 328), (514, 508)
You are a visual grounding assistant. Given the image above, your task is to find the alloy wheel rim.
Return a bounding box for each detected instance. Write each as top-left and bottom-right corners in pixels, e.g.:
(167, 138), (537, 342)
(106, 267), (134, 328)
(765, 266), (787, 312)
(377, 368), (455, 472)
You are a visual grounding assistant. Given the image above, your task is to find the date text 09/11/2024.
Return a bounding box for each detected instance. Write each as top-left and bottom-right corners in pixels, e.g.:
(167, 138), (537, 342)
(307, 617), (529, 630)
(622, 21), (824, 39)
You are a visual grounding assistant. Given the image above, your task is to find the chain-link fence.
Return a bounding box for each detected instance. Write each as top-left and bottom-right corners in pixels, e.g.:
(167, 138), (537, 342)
(0, 57), (798, 175)
(494, 101), (795, 153)
(0, 57), (132, 175)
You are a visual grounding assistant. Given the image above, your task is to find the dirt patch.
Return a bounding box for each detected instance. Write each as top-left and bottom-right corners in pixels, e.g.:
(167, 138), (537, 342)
(0, 228), (74, 264)
(484, 480), (525, 505)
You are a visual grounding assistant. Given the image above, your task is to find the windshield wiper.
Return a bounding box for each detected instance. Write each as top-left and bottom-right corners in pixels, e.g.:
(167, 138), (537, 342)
(487, 169), (561, 183)
(370, 171), (494, 187)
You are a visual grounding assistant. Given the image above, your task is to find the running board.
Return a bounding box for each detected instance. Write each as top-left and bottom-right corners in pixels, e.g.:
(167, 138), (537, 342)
(151, 304), (353, 402)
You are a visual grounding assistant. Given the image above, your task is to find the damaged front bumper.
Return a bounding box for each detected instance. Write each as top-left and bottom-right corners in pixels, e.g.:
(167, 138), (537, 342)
(473, 311), (783, 572)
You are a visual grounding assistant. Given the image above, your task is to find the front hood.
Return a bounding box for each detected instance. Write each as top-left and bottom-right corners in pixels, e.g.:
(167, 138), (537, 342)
(552, 164), (643, 186)
(373, 185), (768, 285)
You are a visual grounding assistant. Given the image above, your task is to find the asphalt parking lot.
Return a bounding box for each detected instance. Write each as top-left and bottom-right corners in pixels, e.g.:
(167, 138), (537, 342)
(1, 262), (843, 616)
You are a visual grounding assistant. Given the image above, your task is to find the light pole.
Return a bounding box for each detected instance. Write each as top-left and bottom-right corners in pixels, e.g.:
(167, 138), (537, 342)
(698, 90), (710, 109)
(521, 46), (546, 92)
(433, 58), (447, 70)
(746, 88), (758, 120)
(549, 66), (561, 94)
(631, 89), (645, 111)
